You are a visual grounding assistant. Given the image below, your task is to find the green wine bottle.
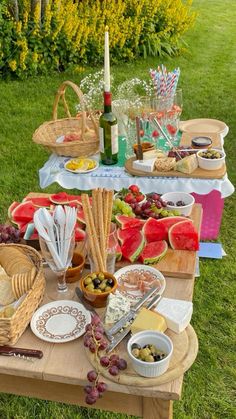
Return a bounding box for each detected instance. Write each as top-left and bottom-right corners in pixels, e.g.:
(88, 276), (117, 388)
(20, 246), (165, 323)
(99, 92), (118, 165)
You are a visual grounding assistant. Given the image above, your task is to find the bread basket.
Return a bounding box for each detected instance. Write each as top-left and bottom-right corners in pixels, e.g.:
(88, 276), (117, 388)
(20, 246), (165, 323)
(0, 244), (45, 345)
(32, 80), (99, 157)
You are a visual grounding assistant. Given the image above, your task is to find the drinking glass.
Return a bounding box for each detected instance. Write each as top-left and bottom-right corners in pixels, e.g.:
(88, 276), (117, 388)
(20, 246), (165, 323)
(39, 234), (75, 300)
(165, 89), (183, 146)
(87, 223), (118, 274)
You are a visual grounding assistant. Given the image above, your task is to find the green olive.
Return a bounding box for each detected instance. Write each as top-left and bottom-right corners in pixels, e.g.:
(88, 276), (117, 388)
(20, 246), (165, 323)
(99, 280), (107, 290)
(86, 284), (94, 292)
(93, 288), (102, 294)
(91, 273), (97, 280)
(144, 354), (155, 362)
(131, 348), (140, 358)
(98, 272), (105, 280)
(139, 348), (150, 359)
(84, 276), (92, 285)
(105, 286), (112, 292)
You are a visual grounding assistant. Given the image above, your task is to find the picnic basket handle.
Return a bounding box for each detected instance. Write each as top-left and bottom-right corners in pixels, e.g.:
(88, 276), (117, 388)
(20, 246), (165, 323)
(52, 80), (98, 137)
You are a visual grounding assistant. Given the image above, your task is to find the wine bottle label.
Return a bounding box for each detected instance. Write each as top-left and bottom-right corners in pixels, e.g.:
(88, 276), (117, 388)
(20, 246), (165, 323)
(99, 127), (104, 152)
(111, 124), (118, 154)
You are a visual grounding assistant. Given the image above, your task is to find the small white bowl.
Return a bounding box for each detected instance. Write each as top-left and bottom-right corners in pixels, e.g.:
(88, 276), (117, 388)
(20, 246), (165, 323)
(197, 149), (225, 171)
(161, 192), (195, 216)
(127, 330), (173, 378)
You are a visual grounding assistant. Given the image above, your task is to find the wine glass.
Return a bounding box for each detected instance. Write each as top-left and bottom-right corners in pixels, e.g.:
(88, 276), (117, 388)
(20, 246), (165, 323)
(165, 88), (183, 146)
(39, 234), (75, 300)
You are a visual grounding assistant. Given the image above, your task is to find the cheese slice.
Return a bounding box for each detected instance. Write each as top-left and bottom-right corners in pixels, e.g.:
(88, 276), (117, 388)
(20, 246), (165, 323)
(131, 307), (167, 335)
(104, 291), (131, 325)
(132, 158), (156, 173)
(154, 297), (193, 334)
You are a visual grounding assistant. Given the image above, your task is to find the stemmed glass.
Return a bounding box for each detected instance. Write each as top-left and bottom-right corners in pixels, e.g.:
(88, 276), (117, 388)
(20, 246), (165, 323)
(165, 88), (183, 146)
(39, 234), (75, 300)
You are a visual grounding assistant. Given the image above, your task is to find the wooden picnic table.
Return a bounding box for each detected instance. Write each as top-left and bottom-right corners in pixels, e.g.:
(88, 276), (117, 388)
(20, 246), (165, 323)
(0, 203), (202, 419)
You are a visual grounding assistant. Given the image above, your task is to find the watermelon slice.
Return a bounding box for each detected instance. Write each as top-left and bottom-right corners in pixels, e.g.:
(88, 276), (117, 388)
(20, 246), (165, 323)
(50, 192), (82, 205)
(17, 220), (29, 235)
(115, 215), (145, 230)
(139, 240), (168, 264)
(142, 217), (167, 242)
(8, 202), (20, 219)
(11, 201), (36, 224)
(117, 227), (141, 244)
(121, 230), (145, 262)
(169, 220), (199, 251)
(23, 196), (51, 207)
(75, 225), (86, 241)
(77, 208), (86, 225)
(115, 242), (122, 261)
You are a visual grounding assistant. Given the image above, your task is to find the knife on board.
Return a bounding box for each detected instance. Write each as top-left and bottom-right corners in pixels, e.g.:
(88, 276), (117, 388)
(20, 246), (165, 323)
(105, 285), (159, 337)
(0, 346), (43, 359)
(106, 293), (162, 353)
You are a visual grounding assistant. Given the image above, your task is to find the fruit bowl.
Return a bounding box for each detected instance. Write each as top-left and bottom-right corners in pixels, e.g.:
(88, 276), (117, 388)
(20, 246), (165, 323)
(161, 192), (195, 217)
(197, 148), (225, 170)
(127, 330), (173, 377)
(114, 185), (146, 206)
(80, 271), (118, 308)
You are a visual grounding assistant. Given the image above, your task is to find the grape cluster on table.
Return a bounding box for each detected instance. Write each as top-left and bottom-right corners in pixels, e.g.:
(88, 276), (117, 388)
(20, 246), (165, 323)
(0, 224), (20, 244)
(131, 193), (181, 219)
(83, 314), (127, 405)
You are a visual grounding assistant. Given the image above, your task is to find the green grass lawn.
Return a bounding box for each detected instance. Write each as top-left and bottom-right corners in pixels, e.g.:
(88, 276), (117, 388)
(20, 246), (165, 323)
(0, 0), (236, 418)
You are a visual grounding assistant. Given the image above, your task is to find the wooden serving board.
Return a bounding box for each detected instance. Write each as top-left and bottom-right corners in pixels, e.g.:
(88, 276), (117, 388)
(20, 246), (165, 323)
(25, 193), (202, 280)
(86, 325), (198, 387)
(125, 157), (226, 179)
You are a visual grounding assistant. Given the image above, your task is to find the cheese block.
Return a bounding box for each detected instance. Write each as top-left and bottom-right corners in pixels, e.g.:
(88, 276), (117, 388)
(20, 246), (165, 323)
(104, 291), (131, 325)
(143, 149), (166, 160)
(132, 158), (156, 173)
(131, 307), (167, 335)
(175, 154), (198, 174)
(154, 297), (193, 334)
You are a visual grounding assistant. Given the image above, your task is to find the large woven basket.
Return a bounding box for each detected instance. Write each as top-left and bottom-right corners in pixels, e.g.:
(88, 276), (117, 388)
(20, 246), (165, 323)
(0, 244), (45, 345)
(32, 80), (100, 157)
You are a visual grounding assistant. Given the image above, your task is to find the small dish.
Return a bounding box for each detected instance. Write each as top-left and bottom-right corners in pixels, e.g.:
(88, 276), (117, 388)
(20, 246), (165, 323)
(127, 330), (173, 377)
(66, 251), (85, 283)
(161, 192), (195, 216)
(64, 158), (98, 174)
(191, 136), (212, 149)
(30, 300), (91, 343)
(80, 271), (118, 308)
(197, 149), (225, 171)
(114, 265), (166, 305)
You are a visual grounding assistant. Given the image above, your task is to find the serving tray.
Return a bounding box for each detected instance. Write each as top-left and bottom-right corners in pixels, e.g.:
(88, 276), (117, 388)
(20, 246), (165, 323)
(86, 324), (198, 387)
(125, 156), (226, 179)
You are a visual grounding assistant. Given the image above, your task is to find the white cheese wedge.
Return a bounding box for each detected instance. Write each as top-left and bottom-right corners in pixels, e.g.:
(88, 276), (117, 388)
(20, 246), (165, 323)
(133, 158), (156, 173)
(154, 297), (193, 334)
(104, 291), (131, 325)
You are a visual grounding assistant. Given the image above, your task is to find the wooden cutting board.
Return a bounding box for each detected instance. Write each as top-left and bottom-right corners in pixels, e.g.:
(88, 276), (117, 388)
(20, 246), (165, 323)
(86, 324), (198, 387)
(125, 156), (226, 179)
(25, 193), (202, 280)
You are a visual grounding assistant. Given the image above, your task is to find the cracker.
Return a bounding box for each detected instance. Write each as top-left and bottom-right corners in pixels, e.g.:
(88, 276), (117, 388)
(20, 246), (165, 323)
(0, 278), (15, 305)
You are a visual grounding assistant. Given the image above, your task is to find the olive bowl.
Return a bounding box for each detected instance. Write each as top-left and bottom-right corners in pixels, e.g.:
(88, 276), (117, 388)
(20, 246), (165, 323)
(80, 271), (118, 308)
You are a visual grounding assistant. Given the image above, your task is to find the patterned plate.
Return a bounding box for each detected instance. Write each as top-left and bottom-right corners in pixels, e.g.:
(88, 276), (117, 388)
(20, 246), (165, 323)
(114, 264), (166, 305)
(30, 300), (91, 343)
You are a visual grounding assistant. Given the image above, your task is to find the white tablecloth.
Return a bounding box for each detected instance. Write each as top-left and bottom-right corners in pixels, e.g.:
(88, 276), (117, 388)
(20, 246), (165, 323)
(39, 153), (234, 199)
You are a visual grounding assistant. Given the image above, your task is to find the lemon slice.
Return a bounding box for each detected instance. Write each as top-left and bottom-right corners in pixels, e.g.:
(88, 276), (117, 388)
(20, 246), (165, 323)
(82, 159), (97, 170)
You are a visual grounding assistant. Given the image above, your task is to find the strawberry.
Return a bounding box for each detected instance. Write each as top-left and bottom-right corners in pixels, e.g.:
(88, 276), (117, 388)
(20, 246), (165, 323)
(152, 130), (159, 138)
(129, 185), (139, 194)
(166, 124), (177, 136)
(136, 194), (145, 202)
(124, 193), (134, 204)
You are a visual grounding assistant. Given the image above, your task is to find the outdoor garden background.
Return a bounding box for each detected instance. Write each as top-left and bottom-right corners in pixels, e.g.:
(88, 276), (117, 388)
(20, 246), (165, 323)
(0, 0), (235, 418)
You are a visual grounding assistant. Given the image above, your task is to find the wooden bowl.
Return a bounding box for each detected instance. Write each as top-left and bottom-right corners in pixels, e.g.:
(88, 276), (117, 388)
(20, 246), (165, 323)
(66, 251), (85, 283)
(80, 271), (118, 308)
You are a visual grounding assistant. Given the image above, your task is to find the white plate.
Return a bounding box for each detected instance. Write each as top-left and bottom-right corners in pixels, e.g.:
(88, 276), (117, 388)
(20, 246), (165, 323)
(30, 300), (91, 343)
(114, 264), (166, 305)
(64, 159), (98, 174)
(179, 119), (228, 135)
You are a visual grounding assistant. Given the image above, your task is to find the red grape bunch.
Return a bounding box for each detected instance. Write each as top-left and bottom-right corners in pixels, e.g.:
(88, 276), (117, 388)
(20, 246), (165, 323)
(83, 315), (127, 405)
(0, 224), (20, 244)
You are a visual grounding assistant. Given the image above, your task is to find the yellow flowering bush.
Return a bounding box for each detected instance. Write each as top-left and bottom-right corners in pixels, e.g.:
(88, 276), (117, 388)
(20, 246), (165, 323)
(0, 0), (196, 78)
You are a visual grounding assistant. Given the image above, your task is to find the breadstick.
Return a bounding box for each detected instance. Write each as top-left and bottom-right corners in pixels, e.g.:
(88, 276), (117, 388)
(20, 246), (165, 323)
(81, 194), (104, 271)
(97, 189), (106, 270)
(103, 190), (109, 241)
(105, 190), (114, 248)
(92, 189), (99, 239)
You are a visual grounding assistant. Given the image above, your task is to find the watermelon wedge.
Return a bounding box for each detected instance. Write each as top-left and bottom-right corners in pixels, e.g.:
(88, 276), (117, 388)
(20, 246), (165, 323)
(121, 230), (145, 262)
(11, 201), (36, 224)
(115, 215), (145, 230)
(142, 217), (167, 242)
(139, 240), (168, 264)
(8, 202), (20, 219)
(50, 192), (82, 205)
(169, 220), (199, 251)
(16, 220), (29, 235)
(77, 209), (86, 225)
(75, 225), (86, 241)
(117, 227), (140, 244)
(23, 196), (51, 207)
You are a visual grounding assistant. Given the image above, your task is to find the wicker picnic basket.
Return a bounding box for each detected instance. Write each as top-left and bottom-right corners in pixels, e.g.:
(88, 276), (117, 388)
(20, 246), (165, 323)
(32, 80), (100, 157)
(0, 244), (45, 345)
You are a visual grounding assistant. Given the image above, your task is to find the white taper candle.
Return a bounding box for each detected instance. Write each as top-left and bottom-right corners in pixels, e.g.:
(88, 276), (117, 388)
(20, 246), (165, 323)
(104, 27), (110, 92)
